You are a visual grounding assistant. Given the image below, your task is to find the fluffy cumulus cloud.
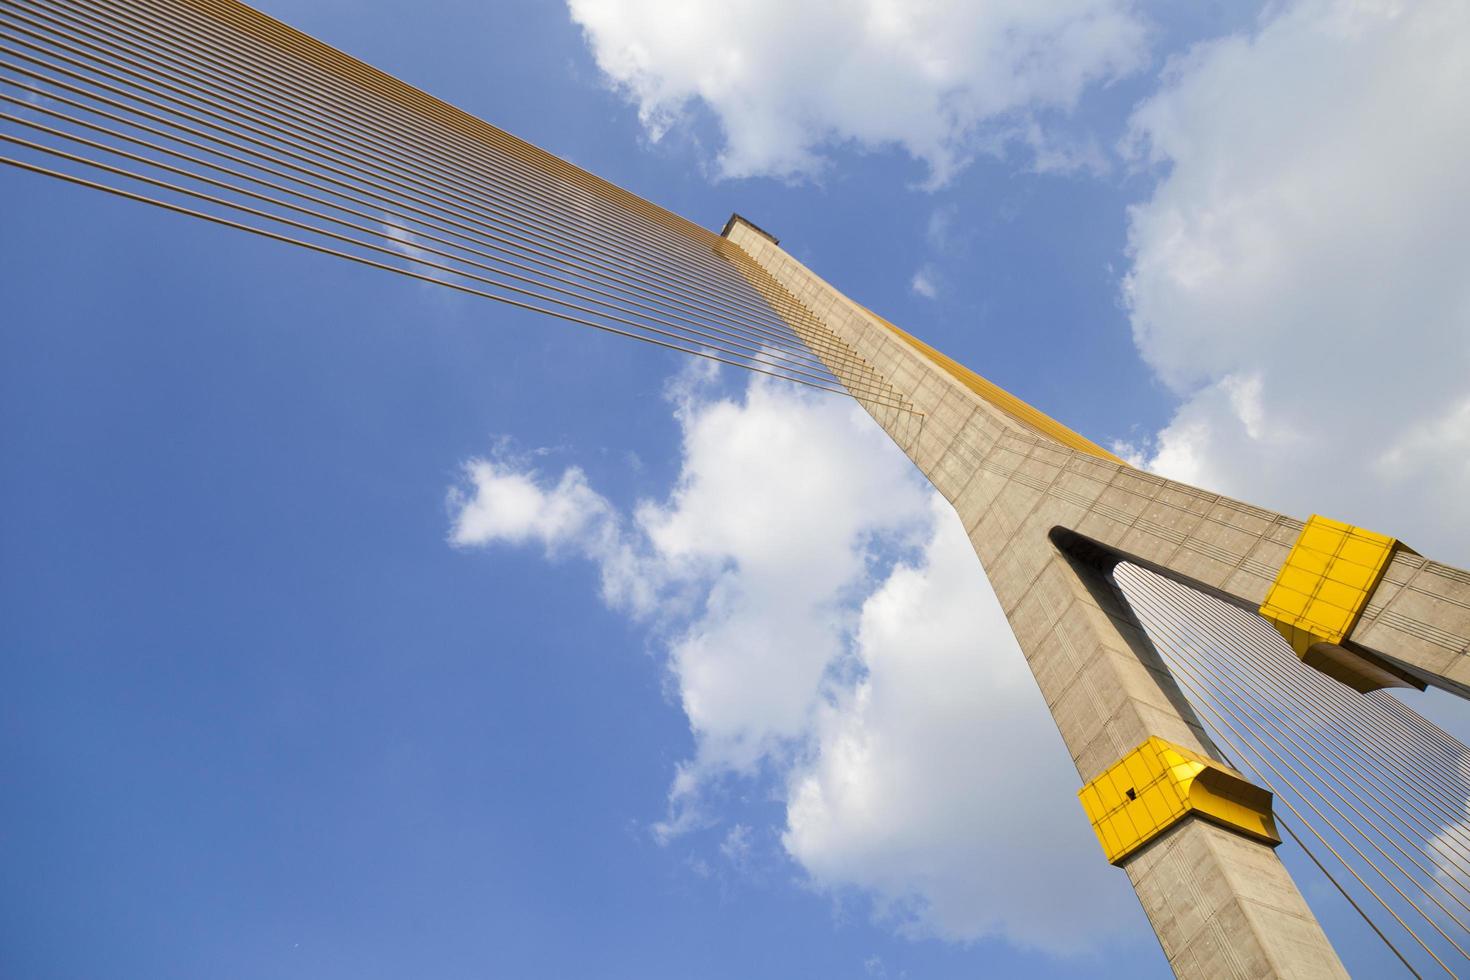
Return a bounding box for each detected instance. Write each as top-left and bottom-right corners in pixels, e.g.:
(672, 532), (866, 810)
(565, 0), (1150, 182)
(452, 374), (932, 814)
(451, 457), (611, 551)
(784, 494), (1137, 948)
(449, 373), (1146, 951)
(1122, 0), (1470, 562)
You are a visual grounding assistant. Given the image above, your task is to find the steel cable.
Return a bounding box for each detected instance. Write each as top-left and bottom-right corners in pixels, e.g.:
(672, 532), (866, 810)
(1144, 587), (1470, 925)
(13, 0), (847, 354)
(1115, 563), (1470, 976)
(0, 0), (913, 410)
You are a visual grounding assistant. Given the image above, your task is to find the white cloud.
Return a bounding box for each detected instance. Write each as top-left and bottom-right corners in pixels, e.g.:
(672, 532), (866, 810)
(382, 222), (427, 263)
(909, 267), (938, 299)
(926, 206), (958, 249)
(450, 458), (610, 550)
(566, 0), (1151, 183)
(720, 822), (754, 869)
(448, 451), (646, 610)
(784, 495), (1142, 950)
(1374, 396), (1470, 493)
(635, 376), (932, 795)
(451, 374), (932, 810)
(448, 373), (1147, 951)
(1122, 0), (1470, 563)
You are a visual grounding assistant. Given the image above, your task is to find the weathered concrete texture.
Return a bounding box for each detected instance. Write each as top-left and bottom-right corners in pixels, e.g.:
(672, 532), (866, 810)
(1128, 820), (1350, 980)
(723, 217), (1349, 977)
(1353, 552), (1470, 697)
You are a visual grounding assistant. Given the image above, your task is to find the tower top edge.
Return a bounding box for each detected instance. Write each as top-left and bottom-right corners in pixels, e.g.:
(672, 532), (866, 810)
(721, 213), (780, 245)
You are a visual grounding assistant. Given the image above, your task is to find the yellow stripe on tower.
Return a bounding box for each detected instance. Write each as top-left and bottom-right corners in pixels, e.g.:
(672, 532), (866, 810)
(865, 309), (1125, 464)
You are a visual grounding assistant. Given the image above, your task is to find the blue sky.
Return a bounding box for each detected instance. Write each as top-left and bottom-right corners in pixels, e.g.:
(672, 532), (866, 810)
(4, 0), (1469, 977)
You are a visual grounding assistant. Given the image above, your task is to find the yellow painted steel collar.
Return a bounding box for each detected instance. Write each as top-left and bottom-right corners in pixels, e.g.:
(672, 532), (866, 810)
(1258, 515), (1403, 657)
(1078, 736), (1279, 865)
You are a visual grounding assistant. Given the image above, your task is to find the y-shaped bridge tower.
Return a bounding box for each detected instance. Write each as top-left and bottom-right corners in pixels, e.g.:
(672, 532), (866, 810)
(721, 216), (1470, 976)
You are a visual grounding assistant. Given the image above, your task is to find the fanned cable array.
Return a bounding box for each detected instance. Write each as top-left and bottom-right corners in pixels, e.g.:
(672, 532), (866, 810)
(1116, 563), (1470, 978)
(0, 0), (914, 412)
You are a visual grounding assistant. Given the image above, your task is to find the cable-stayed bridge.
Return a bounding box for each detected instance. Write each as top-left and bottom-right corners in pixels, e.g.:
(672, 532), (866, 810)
(5, 1), (1470, 974)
